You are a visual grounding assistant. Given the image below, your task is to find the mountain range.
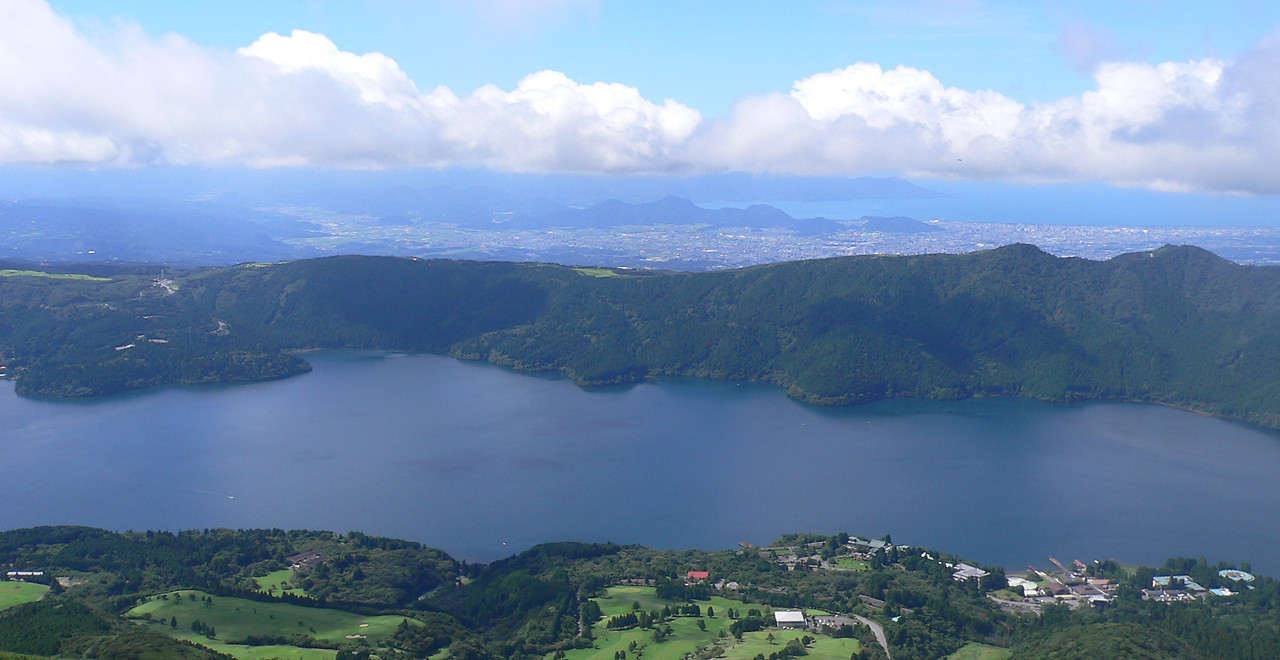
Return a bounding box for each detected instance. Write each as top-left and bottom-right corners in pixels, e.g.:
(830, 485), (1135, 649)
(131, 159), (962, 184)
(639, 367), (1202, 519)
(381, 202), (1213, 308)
(3, 243), (1279, 427)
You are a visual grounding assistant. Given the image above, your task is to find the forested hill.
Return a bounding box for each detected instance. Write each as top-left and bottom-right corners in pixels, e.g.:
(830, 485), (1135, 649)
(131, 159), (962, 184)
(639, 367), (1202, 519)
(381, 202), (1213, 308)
(1, 526), (1279, 660)
(3, 245), (1280, 425)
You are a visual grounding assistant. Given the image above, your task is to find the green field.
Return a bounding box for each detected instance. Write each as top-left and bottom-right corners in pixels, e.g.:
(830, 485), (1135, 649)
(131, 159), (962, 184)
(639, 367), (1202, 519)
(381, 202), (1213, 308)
(127, 590), (415, 659)
(0, 582), (48, 611)
(557, 586), (860, 660)
(0, 270), (109, 281)
(829, 558), (869, 571)
(946, 642), (1011, 660)
(722, 629), (859, 660)
(572, 268), (622, 278)
(560, 586), (749, 660)
(255, 569), (307, 597)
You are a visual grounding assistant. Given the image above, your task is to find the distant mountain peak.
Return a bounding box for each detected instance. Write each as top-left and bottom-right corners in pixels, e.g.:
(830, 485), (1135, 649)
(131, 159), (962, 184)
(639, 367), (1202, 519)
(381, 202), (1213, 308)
(524, 196), (846, 234)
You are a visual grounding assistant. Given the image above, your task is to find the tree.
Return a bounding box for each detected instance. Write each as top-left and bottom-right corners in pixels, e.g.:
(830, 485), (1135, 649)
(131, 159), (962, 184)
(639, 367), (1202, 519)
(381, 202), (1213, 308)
(707, 607), (715, 618)
(767, 633), (775, 644)
(170, 616), (177, 629)
(696, 619), (706, 631)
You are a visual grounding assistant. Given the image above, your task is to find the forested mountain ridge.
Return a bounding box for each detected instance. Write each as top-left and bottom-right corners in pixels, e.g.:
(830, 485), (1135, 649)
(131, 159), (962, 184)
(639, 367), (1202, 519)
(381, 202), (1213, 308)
(3, 244), (1280, 426)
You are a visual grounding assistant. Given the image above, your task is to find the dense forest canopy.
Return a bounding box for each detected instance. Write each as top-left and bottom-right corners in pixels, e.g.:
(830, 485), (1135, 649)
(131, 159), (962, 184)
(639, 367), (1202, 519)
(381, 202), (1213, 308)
(3, 245), (1280, 425)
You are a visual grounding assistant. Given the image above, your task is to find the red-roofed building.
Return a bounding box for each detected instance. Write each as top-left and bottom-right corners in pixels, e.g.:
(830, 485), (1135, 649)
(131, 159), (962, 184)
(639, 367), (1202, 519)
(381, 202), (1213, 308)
(687, 571), (709, 581)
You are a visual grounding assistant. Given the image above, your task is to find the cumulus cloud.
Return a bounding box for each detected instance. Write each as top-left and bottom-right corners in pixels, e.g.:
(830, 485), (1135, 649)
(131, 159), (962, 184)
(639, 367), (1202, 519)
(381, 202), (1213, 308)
(0, 0), (695, 171)
(693, 54), (1280, 194)
(0, 0), (1278, 193)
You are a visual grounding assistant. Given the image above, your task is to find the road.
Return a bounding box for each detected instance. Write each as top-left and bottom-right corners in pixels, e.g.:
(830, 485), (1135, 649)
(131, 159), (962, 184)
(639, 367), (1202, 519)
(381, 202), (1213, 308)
(852, 615), (891, 659)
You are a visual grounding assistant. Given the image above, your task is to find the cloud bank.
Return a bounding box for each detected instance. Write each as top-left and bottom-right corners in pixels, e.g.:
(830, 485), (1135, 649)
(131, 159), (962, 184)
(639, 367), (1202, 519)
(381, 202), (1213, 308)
(1, 0), (1278, 194)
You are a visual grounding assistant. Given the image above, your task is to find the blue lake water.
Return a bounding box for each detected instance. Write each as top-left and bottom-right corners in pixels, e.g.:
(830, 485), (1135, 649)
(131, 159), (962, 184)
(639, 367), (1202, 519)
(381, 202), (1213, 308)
(3, 350), (1279, 572)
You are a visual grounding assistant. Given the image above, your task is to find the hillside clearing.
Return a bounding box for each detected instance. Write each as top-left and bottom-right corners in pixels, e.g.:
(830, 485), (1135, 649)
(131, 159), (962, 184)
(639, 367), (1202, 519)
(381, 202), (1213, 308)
(0, 582), (48, 611)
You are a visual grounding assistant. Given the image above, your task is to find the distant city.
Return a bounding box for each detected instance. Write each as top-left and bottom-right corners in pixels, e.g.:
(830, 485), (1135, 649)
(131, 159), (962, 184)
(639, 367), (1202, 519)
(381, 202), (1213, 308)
(3, 171), (1279, 270)
(277, 208), (1280, 271)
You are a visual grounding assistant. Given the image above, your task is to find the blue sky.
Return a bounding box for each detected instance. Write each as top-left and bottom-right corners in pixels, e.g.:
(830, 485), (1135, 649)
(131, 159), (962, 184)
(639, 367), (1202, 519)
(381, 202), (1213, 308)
(47, 0), (1280, 116)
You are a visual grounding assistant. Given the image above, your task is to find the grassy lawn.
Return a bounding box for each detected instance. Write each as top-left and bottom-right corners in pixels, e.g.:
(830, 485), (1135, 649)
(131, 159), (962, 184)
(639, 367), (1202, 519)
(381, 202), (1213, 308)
(572, 268), (622, 278)
(127, 590), (415, 659)
(830, 558), (869, 571)
(0, 269), (109, 281)
(156, 635), (337, 660)
(560, 587), (862, 660)
(255, 569), (307, 597)
(721, 630), (859, 660)
(562, 586), (751, 660)
(946, 643), (1011, 660)
(0, 582), (48, 611)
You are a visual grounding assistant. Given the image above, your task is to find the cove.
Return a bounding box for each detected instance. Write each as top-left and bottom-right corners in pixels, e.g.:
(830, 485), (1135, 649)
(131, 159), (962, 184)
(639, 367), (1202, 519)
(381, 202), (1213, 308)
(2, 349), (1278, 572)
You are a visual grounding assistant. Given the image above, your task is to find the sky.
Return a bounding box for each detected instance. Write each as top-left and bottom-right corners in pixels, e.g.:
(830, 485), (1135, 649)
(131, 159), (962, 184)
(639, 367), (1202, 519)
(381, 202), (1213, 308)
(3, 0), (1280, 196)
(45, 0), (1280, 115)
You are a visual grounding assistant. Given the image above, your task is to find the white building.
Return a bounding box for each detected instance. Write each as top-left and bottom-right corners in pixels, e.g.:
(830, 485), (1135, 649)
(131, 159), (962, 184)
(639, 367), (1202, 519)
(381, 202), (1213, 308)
(774, 610), (806, 629)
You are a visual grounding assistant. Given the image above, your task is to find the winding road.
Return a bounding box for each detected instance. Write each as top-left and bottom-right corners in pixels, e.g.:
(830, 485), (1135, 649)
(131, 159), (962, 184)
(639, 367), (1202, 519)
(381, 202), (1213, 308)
(852, 615), (891, 659)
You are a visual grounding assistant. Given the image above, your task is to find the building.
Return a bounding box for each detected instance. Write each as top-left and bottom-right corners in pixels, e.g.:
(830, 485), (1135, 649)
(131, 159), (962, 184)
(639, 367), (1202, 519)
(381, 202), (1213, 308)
(687, 571), (709, 581)
(286, 550), (329, 569)
(1219, 569), (1255, 583)
(1152, 575), (1206, 592)
(774, 610), (806, 629)
(951, 564), (990, 582)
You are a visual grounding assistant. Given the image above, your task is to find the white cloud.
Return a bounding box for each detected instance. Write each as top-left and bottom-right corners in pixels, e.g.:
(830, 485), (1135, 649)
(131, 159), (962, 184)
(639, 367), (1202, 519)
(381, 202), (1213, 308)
(0, 0), (1278, 193)
(693, 52), (1280, 194)
(0, 1), (696, 171)
(240, 31), (421, 107)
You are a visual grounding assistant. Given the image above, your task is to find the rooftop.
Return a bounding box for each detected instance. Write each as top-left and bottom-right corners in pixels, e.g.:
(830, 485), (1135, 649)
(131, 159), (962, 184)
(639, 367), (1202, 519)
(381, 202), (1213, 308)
(774, 611), (806, 624)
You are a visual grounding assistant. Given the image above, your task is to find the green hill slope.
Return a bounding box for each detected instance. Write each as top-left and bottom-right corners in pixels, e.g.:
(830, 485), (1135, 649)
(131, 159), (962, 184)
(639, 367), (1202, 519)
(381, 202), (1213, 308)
(4, 245), (1280, 425)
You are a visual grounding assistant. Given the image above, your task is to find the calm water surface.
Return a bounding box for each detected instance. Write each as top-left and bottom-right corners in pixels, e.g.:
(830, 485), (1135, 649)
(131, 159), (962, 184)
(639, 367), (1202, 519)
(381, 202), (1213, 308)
(3, 350), (1278, 571)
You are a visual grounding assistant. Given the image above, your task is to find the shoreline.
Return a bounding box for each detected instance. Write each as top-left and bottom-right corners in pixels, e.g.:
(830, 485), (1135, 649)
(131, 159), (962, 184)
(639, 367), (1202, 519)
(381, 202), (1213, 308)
(10, 347), (1278, 435)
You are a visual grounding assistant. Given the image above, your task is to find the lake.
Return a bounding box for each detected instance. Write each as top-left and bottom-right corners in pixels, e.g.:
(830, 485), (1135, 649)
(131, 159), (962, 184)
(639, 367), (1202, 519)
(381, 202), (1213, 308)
(3, 350), (1279, 572)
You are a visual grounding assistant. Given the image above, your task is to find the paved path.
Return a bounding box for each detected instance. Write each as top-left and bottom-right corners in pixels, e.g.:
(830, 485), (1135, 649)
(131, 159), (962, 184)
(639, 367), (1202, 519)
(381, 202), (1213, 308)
(852, 615), (890, 659)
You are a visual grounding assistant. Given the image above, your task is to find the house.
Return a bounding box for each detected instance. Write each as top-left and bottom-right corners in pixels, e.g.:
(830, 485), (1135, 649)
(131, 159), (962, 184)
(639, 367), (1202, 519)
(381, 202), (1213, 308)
(687, 571), (709, 581)
(774, 610), (806, 629)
